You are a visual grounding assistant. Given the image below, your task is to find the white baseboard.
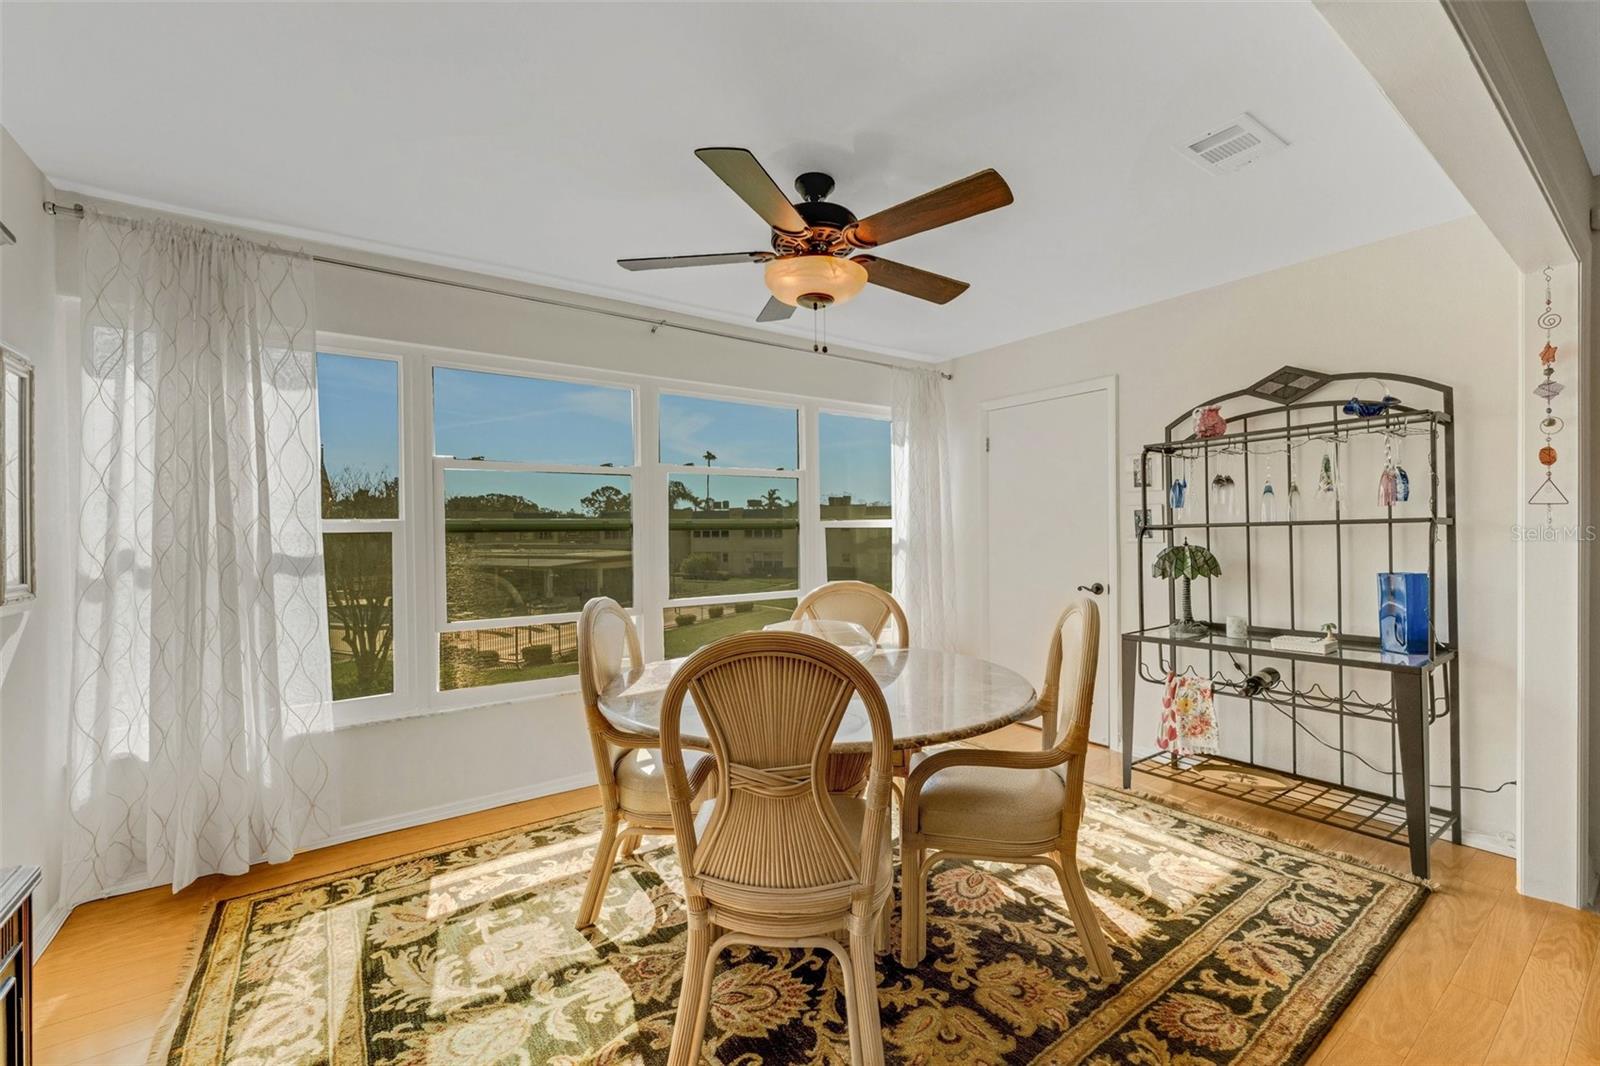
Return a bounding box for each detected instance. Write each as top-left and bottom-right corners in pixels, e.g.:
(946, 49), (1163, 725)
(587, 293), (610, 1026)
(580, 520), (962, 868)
(32, 899), (73, 961)
(310, 770), (600, 852)
(1458, 830), (1516, 859)
(33, 770), (601, 960)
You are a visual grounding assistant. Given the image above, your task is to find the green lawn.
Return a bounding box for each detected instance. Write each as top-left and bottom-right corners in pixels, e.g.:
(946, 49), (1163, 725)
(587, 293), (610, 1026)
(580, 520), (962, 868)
(664, 603), (794, 657)
(440, 656), (578, 691)
(331, 658), (394, 701)
(670, 576), (797, 600)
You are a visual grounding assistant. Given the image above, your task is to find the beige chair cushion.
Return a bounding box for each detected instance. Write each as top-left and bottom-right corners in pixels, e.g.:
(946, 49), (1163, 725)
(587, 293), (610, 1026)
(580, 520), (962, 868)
(616, 748), (710, 815)
(830, 792), (895, 889)
(914, 763), (1066, 843)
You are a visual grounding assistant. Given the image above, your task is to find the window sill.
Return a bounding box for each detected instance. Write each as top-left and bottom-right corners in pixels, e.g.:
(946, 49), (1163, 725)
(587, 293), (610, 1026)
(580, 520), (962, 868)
(332, 680), (582, 731)
(0, 594), (37, 619)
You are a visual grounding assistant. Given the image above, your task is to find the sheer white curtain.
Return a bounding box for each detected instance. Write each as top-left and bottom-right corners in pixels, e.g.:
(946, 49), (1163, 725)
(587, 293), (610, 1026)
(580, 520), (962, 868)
(891, 367), (957, 651)
(64, 210), (336, 902)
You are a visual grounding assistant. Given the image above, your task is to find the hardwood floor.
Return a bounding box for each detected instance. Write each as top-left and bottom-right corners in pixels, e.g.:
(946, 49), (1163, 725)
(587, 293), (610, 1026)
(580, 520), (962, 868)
(32, 728), (1600, 1065)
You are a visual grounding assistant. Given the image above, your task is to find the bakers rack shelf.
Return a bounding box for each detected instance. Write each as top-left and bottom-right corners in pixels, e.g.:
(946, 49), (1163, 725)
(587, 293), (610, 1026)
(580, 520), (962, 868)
(1118, 368), (1460, 878)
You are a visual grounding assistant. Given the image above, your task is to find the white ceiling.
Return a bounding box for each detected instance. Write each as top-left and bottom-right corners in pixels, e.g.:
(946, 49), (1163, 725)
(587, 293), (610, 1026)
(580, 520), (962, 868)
(1, 2), (1469, 361)
(1529, 0), (1600, 177)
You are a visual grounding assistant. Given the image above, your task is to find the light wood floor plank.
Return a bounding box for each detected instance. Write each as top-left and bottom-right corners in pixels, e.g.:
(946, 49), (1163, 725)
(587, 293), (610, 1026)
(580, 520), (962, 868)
(1451, 892), (1551, 1004)
(1565, 951), (1600, 1065)
(1401, 984), (1507, 1065)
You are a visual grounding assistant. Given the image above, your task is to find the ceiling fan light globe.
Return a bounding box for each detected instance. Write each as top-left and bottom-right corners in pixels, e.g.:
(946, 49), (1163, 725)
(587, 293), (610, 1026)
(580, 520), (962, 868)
(764, 255), (868, 308)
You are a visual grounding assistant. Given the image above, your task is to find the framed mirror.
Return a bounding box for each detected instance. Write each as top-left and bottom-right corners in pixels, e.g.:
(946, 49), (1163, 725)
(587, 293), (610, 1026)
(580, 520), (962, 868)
(2, 349), (35, 605)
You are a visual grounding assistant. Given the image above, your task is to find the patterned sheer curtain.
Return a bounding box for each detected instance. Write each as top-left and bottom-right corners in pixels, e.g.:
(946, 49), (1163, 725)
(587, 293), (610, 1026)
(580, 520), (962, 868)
(891, 367), (957, 651)
(64, 209), (336, 902)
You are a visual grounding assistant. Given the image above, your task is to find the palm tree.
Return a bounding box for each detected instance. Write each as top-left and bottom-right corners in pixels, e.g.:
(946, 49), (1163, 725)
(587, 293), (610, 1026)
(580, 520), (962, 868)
(1152, 540), (1221, 638)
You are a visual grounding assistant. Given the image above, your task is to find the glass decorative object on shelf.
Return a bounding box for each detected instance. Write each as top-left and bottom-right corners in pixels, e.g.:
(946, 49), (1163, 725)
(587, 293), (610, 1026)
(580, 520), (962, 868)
(1152, 540), (1221, 638)
(1286, 454), (1301, 520)
(1211, 462), (1236, 518)
(1316, 448), (1339, 511)
(1193, 404), (1227, 439)
(1378, 430), (1409, 508)
(1343, 378), (1400, 418)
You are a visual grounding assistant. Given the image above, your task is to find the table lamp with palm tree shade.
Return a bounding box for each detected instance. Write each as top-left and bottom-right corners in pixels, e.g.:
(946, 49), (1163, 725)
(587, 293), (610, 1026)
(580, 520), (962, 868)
(1153, 541), (1221, 638)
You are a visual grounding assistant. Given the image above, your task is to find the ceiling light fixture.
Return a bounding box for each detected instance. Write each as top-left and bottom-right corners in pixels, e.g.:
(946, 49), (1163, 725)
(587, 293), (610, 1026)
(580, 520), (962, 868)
(763, 254), (868, 310)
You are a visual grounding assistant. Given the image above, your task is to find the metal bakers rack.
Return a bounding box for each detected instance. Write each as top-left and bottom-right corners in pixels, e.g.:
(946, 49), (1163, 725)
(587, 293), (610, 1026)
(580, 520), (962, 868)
(1118, 367), (1460, 877)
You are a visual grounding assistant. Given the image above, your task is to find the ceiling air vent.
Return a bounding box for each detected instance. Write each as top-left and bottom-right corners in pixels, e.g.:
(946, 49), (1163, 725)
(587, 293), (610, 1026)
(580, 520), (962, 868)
(1179, 114), (1286, 175)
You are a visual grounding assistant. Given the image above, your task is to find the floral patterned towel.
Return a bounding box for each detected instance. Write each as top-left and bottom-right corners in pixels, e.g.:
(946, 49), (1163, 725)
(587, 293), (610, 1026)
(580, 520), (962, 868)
(1159, 672), (1219, 755)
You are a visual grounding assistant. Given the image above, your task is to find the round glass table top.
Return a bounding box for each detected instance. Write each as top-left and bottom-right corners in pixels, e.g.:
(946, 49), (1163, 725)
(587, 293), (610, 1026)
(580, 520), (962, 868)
(759, 618), (877, 647)
(597, 647), (1039, 753)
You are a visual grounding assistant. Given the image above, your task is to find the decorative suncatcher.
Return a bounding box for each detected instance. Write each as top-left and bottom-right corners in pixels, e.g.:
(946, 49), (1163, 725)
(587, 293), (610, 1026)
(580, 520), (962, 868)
(1529, 266), (1568, 523)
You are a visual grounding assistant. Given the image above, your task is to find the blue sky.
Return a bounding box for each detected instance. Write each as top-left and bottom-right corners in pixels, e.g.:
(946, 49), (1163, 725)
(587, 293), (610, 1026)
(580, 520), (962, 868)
(434, 367), (633, 465)
(819, 412), (890, 505)
(318, 354), (890, 508)
(318, 353), (399, 481)
(659, 394), (797, 470)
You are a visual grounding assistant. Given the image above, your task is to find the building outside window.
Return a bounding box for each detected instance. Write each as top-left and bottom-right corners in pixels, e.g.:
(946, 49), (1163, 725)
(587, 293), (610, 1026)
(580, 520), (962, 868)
(818, 411), (893, 593)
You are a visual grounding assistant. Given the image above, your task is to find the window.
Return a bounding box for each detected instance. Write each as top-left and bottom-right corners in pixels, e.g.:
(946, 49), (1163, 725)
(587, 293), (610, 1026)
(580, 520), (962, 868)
(436, 368), (636, 691)
(660, 393), (804, 655)
(314, 340), (889, 719)
(318, 352), (402, 701)
(819, 412), (892, 592)
(1, 351), (35, 605)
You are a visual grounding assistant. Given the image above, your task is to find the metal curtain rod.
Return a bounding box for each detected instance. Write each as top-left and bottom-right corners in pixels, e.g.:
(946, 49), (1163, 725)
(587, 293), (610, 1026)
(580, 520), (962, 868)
(43, 199), (952, 380)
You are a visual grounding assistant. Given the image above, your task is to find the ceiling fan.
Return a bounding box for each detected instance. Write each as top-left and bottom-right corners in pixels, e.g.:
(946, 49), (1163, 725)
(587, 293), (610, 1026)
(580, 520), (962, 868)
(619, 147), (1013, 325)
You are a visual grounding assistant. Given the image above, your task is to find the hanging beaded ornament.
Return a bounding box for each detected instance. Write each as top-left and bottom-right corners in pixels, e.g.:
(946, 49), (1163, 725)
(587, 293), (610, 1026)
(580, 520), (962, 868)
(1528, 267), (1569, 523)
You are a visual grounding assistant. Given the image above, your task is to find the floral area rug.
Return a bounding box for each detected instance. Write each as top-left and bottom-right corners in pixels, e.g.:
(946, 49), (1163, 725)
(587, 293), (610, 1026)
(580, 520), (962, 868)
(153, 785), (1423, 1065)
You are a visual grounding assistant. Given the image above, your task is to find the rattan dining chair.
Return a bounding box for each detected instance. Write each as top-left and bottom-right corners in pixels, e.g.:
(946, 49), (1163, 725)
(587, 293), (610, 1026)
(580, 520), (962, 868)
(660, 632), (896, 1066)
(792, 580), (910, 648)
(575, 597), (715, 930)
(898, 597), (1117, 981)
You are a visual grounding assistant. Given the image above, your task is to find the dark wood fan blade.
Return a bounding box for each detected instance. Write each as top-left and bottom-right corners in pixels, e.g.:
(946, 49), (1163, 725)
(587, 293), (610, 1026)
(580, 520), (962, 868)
(757, 296), (796, 322)
(850, 169), (1013, 248)
(695, 148), (808, 235)
(618, 252), (771, 271)
(854, 256), (970, 304)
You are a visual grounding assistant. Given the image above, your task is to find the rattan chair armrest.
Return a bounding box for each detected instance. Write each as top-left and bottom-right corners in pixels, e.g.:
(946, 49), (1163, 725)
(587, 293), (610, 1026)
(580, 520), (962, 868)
(900, 745), (1075, 826)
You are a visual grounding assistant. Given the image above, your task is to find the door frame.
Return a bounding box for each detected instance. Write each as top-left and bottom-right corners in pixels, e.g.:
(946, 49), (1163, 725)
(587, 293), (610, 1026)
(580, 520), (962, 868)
(981, 375), (1121, 749)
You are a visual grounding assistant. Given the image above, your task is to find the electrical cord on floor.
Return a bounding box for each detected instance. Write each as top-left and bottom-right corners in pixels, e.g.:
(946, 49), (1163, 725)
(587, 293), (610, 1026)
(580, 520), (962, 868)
(1218, 655), (1517, 797)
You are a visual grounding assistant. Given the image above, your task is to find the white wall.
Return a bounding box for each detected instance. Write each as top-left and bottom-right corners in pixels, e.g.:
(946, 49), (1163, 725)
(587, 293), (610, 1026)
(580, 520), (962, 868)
(945, 216), (1523, 851)
(0, 127), (71, 944)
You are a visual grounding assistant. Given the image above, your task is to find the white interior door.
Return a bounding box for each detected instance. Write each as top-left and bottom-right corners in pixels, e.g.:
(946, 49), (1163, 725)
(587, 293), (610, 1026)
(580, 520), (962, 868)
(986, 383), (1116, 746)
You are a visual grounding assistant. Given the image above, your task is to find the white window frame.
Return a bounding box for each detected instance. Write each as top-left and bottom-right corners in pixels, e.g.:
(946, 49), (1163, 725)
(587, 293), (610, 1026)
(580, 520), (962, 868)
(317, 331), (888, 727)
(429, 358), (642, 710)
(0, 349), (36, 609)
(656, 387), (809, 655)
(316, 347), (409, 721)
(817, 408), (895, 590)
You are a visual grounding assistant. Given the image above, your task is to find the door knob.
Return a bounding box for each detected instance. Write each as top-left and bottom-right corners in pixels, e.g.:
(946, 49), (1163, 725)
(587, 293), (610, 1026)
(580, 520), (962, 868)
(1077, 582), (1107, 595)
